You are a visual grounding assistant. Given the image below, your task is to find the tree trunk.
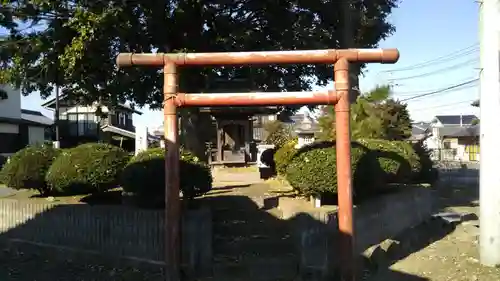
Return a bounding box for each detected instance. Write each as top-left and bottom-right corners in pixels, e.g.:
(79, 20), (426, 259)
(179, 108), (212, 161)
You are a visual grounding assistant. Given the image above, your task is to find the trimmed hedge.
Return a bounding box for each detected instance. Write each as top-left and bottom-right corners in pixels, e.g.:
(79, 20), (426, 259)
(285, 141), (382, 198)
(45, 143), (129, 194)
(274, 139), (298, 176)
(0, 144), (61, 195)
(120, 147), (212, 203)
(358, 139), (420, 184)
(285, 139), (426, 198)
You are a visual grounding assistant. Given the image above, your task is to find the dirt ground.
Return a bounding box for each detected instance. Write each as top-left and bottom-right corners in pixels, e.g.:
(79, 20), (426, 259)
(367, 181), (500, 281)
(0, 240), (165, 281)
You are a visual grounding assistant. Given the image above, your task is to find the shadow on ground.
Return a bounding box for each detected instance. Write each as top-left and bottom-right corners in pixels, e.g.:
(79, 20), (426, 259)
(0, 189), (435, 281)
(0, 161), (480, 281)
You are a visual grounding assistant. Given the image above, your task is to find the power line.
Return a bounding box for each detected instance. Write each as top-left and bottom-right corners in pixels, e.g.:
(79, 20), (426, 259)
(411, 99), (477, 112)
(388, 57), (478, 81)
(382, 44), (479, 73)
(391, 78), (478, 96)
(400, 78), (479, 102)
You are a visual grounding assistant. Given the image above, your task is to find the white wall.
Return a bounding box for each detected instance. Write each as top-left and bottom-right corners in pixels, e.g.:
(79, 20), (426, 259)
(424, 135), (440, 150)
(0, 85), (21, 119)
(0, 123), (19, 134)
(28, 126), (46, 145)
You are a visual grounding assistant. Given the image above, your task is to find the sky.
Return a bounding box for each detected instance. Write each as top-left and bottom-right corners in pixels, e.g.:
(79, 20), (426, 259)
(18, 0), (481, 127)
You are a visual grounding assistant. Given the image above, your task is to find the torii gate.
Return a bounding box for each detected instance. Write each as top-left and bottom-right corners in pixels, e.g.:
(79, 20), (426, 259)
(117, 48), (399, 281)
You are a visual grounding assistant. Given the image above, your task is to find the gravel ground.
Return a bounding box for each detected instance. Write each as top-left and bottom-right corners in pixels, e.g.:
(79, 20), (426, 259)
(0, 240), (165, 281)
(367, 180), (500, 281)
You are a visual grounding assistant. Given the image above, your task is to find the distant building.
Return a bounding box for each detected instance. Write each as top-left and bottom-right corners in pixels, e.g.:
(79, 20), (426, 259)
(412, 115), (480, 162)
(41, 93), (142, 151)
(0, 85), (53, 158)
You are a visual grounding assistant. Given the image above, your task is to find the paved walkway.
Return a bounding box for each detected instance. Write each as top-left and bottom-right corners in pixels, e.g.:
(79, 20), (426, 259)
(212, 168), (263, 186)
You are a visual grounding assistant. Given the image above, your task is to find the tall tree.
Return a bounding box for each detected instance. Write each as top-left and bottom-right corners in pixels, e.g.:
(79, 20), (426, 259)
(0, 0), (399, 156)
(318, 84), (412, 141)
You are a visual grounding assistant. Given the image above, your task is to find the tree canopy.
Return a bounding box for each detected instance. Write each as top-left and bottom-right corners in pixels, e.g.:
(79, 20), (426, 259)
(1, 0), (399, 108)
(318, 84), (412, 141)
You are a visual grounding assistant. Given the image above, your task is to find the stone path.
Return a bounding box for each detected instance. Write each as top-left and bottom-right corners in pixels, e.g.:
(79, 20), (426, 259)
(211, 168), (263, 187)
(201, 177), (298, 281)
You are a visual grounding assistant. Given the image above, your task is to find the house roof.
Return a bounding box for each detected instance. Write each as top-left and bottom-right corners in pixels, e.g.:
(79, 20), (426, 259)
(0, 109), (53, 127)
(410, 122), (431, 141)
(101, 124), (136, 139)
(411, 122), (430, 135)
(434, 115), (478, 126)
(21, 109), (53, 126)
(101, 124), (159, 141)
(439, 125), (479, 137)
(41, 94), (142, 115)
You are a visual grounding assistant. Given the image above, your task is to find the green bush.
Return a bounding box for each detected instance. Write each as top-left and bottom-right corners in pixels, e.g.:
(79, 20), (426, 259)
(411, 141), (439, 184)
(285, 141), (382, 198)
(120, 147), (212, 203)
(274, 139), (298, 176)
(45, 143), (129, 194)
(0, 144), (61, 195)
(358, 139), (420, 184)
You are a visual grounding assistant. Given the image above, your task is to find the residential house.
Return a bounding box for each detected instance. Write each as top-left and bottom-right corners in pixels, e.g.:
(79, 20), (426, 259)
(415, 115), (480, 162)
(251, 111), (318, 142)
(409, 121), (431, 143)
(41, 94), (142, 151)
(0, 85), (53, 160)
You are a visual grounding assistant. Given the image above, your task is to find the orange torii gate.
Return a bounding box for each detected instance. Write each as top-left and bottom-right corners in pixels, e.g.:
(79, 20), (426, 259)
(117, 48), (399, 281)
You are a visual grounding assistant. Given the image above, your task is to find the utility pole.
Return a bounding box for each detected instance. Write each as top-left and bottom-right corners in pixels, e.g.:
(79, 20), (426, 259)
(53, 80), (60, 148)
(479, 0), (500, 266)
(52, 1), (67, 149)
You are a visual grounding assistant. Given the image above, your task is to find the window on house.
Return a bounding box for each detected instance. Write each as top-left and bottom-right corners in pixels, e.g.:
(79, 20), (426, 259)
(78, 113), (86, 135)
(86, 113), (97, 131)
(443, 141), (452, 149)
(67, 113), (98, 136)
(68, 114), (78, 136)
(118, 112), (127, 126)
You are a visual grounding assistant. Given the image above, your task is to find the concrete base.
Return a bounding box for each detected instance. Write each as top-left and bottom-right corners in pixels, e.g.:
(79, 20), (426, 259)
(279, 186), (435, 280)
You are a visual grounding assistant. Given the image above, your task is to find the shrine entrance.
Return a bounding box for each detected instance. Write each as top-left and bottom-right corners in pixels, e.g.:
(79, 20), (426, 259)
(117, 48), (400, 281)
(219, 120), (246, 161)
(204, 106), (278, 165)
